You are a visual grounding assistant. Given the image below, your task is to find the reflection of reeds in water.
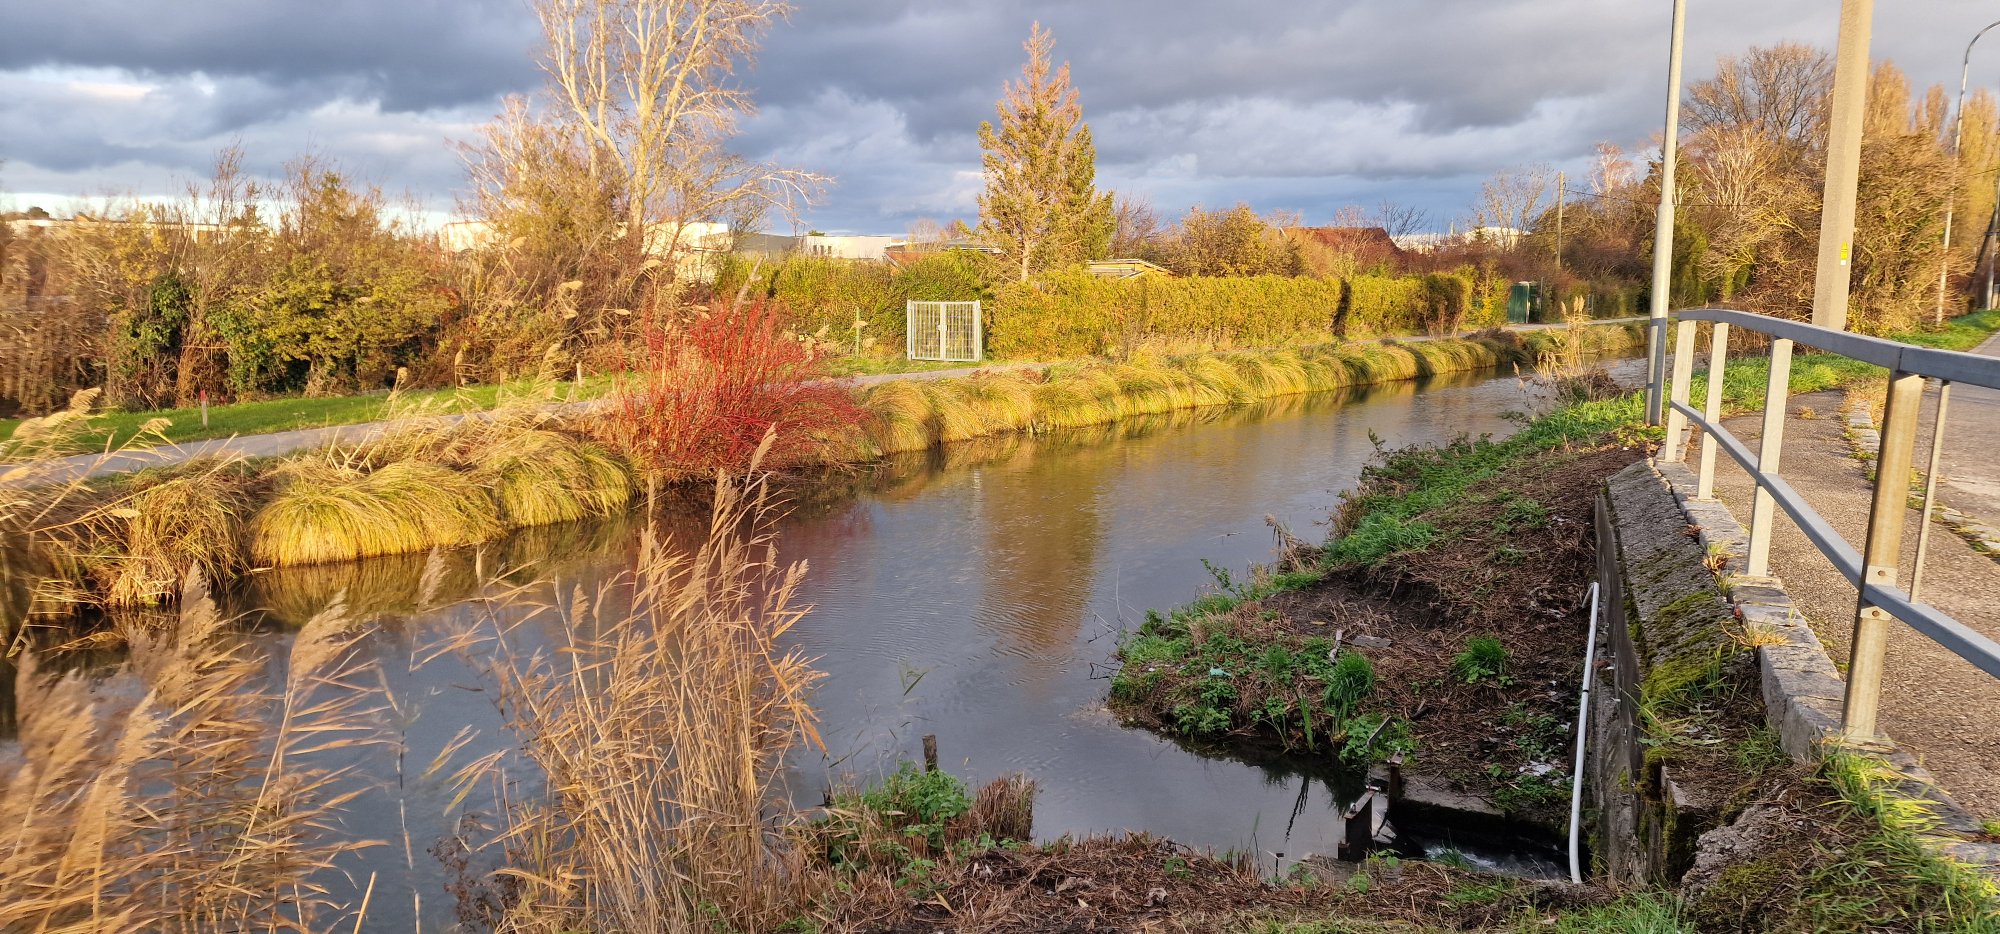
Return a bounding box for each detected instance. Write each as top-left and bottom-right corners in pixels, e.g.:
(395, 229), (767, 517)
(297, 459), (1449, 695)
(469, 460), (826, 931)
(243, 512), (640, 628)
(0, 577), (385, 931)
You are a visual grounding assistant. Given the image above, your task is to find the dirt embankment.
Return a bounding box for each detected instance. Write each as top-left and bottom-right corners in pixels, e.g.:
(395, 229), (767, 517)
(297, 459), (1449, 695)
(1110, 436), (1648, 825)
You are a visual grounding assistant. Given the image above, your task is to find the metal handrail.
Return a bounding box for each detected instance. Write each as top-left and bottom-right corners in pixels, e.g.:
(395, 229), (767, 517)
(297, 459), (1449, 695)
(1676, 308), (2000, 390)
(1650, 309), (2000, 742)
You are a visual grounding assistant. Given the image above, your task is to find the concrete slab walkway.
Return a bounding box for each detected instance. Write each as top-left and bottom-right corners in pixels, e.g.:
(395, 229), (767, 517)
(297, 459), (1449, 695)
(1711, 390), (2000, 817)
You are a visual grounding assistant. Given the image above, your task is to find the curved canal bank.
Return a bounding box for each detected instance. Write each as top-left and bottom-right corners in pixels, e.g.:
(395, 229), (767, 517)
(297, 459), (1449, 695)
(2, 357), (1645, 929)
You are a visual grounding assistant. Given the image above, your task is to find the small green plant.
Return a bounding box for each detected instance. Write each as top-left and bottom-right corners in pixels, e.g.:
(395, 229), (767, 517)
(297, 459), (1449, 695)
(1201, 557), (1238, 595)
(1452, 635), (1508, 683)
(1443, 878), (1515, 906)
(821, 761), (973, 868)
(1548, 892), (1693, 933)
(1490, 765), (1570, 813)
(1339, 713), (1415, 767)
(1491, 495), (1550, 533)
(1172, 674), (1239, 735)
(1731, 728), (1788, 775)
(1432, 848), (1474, 870)
(1320, 650), (1376, 716)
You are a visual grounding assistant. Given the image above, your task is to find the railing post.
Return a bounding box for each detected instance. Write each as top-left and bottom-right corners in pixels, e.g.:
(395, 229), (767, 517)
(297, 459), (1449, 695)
(1696, 322), (1730, 499)
(1843, 370), (1926, 743)
(1745, 338), (1794, 578)
(1910, 380), (1952, 603)
(1662, 319), (1699, 462)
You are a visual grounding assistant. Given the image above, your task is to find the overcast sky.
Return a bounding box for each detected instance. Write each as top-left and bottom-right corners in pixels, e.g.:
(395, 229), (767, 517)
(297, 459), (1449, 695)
(3, 1), (1998, 234)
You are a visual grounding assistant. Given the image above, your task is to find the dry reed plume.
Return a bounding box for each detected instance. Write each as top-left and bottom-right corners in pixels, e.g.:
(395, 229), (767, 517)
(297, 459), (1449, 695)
(471, 438), (827, 933)
(0, 574), (387, 932)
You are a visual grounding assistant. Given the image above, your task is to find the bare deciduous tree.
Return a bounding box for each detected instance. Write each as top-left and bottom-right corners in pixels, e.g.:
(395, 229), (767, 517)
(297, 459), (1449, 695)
(1369, 200), (1431, 239)
(1108, 195), (1161, 259)
(1476, 163), (1554, 240)
(1685, 42), (1833, 159)
(530, 0), (824, 298)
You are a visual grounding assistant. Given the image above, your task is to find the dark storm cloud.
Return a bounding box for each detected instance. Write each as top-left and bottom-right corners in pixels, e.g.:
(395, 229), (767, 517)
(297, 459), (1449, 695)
(3, 0), (1999, 230)
(0, 0), (540, 112)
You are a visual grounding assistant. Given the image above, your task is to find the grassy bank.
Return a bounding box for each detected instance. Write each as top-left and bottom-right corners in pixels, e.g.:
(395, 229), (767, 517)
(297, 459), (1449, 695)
(1109, 416), (1649, 820)
(1100, 309), (2000, 929)
(2, 325), (1645, 623)
(0, 322), (1644, 454)
(857, 325), (1643, 455)
(1104, 312), (2000, 784)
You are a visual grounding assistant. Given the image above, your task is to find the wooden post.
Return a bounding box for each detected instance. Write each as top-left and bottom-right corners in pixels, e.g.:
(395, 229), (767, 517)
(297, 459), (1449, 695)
(922, 734), (938, 773)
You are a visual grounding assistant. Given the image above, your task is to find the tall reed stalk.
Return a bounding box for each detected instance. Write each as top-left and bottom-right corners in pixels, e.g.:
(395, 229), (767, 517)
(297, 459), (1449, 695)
(477, 440), (826, 932)
(0, 575), (385, 932)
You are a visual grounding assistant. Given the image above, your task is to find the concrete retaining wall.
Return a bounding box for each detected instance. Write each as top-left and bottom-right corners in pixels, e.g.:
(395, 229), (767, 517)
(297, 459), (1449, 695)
(1591, 458), (2000, 884)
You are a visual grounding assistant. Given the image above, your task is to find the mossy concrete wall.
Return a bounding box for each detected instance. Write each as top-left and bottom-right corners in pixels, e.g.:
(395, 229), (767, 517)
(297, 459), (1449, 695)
(1590, 462), (1741, 886)
(1593, 459), (2000, 885)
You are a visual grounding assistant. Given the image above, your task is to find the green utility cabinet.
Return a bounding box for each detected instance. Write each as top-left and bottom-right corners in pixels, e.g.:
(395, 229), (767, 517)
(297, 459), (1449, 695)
(1507, 281), (1546, 325)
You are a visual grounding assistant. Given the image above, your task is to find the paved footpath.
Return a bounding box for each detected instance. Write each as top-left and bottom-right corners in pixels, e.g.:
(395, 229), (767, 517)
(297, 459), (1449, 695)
(1712, 388), (2000, 817)
(1936, 332), (2000, 527)
(4, 317), (1647, 483)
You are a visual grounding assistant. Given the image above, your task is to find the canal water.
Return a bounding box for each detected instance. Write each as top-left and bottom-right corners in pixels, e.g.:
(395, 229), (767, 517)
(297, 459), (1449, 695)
(12, 359), (1640, 924)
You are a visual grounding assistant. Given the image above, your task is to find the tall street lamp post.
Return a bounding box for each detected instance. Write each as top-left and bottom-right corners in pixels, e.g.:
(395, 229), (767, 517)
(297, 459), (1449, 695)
(1645, 0), (1688, 426)
(1936, 19), (2000, 325)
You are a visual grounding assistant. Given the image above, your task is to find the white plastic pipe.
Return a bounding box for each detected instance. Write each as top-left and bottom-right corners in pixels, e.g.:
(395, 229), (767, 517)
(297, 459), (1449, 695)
(1568, 580), (1602, 884)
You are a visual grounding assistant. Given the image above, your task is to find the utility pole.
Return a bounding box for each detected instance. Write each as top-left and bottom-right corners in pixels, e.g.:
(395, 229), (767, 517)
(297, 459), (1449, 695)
(1810, 0), (1874, 332)
(1554, 171), (1566, 273)
(1645, 0), (1687, 425)
(1937, 20), (2000, 324)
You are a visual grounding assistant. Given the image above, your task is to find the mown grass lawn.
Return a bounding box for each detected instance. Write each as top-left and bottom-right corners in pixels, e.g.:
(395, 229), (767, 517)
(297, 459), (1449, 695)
(0, 376), (623, 451)
(0, 353), (990, 451)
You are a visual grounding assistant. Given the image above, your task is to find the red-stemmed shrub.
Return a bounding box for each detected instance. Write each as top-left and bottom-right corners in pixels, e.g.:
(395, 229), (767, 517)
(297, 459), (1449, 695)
(606, 299), (862, 478)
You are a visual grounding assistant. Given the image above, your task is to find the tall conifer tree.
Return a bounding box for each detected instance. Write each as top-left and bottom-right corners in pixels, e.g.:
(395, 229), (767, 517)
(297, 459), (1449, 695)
(977, 23), (1114, 281)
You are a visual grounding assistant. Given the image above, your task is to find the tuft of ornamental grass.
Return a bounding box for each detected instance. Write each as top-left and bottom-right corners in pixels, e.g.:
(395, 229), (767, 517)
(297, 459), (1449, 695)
(1227, 351), (1312, 397)
(1102, 362), (1193, 416)
(949, 374), (1039, 434)
(1032, 366), (1122, 430)
(1297, 350), (1356, 392)
(1175, 355), (1258, 404)
(250, 459), (502, 567)
(923, 381), (989, 443)
(1344, 344), (1420, 384)
(475, 429), (632, 528)
(861, 381), (937, 454)
(105, 463), (255, 607)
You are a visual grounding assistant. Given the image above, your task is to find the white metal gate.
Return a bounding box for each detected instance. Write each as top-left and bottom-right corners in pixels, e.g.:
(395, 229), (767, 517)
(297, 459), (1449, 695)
(905, 300), (983, 362)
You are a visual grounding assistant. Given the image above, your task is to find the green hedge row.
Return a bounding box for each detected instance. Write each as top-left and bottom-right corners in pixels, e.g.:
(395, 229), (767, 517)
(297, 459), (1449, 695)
(713, 252), (986, 353)
(717, 253), (1527, 360)
(988, 270), (1506, 358)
